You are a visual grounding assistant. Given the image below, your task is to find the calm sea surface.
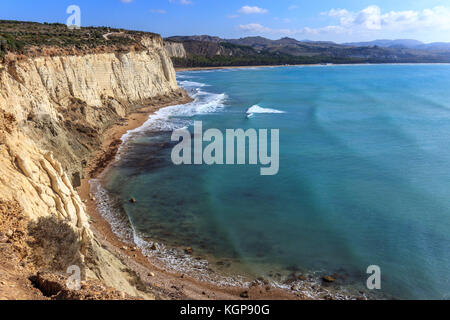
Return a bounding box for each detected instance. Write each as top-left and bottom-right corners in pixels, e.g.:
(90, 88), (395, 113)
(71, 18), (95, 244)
(102, 65), (450, 299)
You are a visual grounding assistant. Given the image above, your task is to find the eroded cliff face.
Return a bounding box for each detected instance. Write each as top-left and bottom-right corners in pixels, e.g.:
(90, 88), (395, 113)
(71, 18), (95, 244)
(164, 41), (187, 58)
(1, 37), (181, 185)
(0, 37), (183, 299)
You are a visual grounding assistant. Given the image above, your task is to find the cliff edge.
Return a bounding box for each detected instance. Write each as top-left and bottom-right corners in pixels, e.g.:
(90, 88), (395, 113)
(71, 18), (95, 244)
(0, 24), (187, 300)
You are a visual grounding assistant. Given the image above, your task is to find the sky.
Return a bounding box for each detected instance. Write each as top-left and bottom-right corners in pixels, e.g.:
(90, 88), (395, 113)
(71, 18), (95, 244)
(1, 0), (450, 43)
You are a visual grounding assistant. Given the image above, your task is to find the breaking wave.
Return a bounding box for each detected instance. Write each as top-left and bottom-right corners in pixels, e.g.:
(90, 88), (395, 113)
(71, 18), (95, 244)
(120, 80), (227, 147)
(247, 105), (285, 114)
(246, 105), (286, 118)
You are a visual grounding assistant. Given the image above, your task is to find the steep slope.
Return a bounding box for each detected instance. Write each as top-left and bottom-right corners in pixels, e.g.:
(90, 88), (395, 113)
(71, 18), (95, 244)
(0, 28), (187, 299)
(1, 36), (179, 186)
(164, 41), (187, 58)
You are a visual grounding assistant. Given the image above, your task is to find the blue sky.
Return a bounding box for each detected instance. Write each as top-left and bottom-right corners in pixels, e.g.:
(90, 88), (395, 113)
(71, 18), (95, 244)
(1, 1), (450, 43)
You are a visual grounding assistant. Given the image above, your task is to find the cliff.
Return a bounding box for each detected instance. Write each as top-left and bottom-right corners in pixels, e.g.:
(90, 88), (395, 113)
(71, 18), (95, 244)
(0, 34), (186, 299)
(164, 41), (187, 58)
(1, 36), (181, 185)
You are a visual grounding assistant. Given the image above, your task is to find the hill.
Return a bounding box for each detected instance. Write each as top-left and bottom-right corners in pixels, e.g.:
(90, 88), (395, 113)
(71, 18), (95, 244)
(166, 35), (450, 67)
(345, 39), (425, 49)
(0, 20), (160, 58)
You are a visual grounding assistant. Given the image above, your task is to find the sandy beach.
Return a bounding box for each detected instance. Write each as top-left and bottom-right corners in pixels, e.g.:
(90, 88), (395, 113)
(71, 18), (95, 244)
(77, 92), (306, 300)
(175, 65), (297, 72)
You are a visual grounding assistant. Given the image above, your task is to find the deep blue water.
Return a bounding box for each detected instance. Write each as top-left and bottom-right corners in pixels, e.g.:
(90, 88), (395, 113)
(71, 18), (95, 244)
(102, 65), (450, 299)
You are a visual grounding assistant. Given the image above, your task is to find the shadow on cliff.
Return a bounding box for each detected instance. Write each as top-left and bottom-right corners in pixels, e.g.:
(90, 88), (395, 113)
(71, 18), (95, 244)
(27, 216), (84, 275)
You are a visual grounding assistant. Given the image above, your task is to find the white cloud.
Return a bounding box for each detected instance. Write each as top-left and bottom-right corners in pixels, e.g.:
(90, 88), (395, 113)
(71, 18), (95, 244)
(321, 5), (450, 33)
(238, 6), (268, 14)
(239, 23), (293, 36)
(150, 9), (166, 14)
(239, 23), (272, 33)
(169, 0), (192, 5)
(239, 5), (450, 39)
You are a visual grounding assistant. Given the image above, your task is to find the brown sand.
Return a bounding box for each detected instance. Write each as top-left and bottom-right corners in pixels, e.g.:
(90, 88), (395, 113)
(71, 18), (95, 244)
(78, 95), (305, 300)
(175, 65), (294, 72)
(174, 63), (336, 72)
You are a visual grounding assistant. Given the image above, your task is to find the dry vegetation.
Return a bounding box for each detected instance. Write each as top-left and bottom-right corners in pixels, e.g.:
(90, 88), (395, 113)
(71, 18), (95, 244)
(0, 200), (136, 300)
(0, 20), (160, 59)
(27, 217), (84, 274)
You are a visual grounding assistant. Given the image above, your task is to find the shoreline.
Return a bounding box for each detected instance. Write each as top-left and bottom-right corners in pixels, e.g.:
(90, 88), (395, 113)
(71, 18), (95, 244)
(78, 91), (306, 300)
(176, 62), (450, 72)
(176, 65), (292, 71)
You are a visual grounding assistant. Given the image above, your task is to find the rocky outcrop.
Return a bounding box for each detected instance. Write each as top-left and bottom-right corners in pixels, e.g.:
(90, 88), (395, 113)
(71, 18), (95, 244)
(164, 41), (187, 58)
(1, 36), (180, 184)
(0, 36), (182, 299)
(0, 131), (88, 228)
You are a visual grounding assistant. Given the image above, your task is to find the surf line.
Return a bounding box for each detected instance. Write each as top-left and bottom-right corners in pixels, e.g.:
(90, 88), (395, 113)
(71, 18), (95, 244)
(171, 121), (279, 176)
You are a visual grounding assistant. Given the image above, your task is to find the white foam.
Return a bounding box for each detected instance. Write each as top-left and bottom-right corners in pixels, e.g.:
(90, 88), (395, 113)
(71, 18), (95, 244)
(91, 179), (134, 242)
(119, 82), (227, 151)
(176, 73), (197, 79)
(246, 105), (285, 114)
(178, 80), (210, 87)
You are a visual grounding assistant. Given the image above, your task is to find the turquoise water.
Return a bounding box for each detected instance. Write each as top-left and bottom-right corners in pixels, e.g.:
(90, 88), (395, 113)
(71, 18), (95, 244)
(102, 65), (450, 299)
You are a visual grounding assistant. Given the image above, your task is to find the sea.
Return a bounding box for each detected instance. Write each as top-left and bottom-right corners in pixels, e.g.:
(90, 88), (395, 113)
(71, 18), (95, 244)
(96, 64), (450, 300)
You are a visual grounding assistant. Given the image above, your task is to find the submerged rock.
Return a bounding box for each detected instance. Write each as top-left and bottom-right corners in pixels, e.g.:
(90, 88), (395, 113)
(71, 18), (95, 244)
(322, 276), (336, 283)
(297, 275), (307, 281)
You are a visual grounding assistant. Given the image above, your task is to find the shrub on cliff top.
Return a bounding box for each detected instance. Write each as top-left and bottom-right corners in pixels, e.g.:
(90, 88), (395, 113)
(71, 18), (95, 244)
(0, 19), (160, 57)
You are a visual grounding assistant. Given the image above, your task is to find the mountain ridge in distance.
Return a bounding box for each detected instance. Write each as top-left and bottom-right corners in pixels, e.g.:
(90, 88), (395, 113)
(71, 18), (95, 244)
(165, 35), (450, 67)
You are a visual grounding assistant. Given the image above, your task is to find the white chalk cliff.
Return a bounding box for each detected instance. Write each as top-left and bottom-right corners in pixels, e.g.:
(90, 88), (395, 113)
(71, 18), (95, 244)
(0, 35), (183, 298)
(164, 41), (187, 58)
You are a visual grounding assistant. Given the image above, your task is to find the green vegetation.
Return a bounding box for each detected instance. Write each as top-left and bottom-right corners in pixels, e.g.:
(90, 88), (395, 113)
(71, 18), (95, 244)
(0, 20), (159, 58)
(218, 41), (256, 53)
(0, 32), (24, 57)
(169, 35), (450, 67)
(172, 53), (366, 68)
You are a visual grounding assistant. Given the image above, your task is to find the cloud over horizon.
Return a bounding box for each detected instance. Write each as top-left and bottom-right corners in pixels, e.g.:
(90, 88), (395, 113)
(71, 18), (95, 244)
(238, 6), (268, 15)
(239, 5), (450, 41)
